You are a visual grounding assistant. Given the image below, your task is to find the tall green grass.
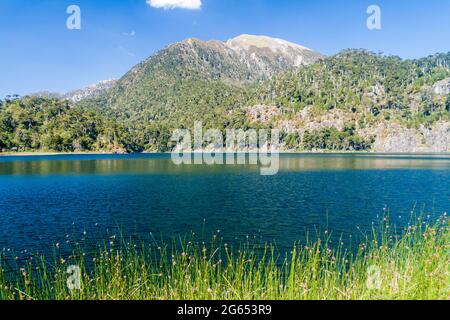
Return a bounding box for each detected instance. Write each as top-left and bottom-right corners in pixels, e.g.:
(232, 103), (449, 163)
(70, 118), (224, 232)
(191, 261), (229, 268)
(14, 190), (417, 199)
(0, 215), (448, 300)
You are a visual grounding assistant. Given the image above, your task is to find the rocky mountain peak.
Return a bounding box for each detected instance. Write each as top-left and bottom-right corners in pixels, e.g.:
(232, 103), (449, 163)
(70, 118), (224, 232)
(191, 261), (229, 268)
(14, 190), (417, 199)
(224, 34), (323, 69)
(146, 34), (324, 83)
(226, 34), (312, 53)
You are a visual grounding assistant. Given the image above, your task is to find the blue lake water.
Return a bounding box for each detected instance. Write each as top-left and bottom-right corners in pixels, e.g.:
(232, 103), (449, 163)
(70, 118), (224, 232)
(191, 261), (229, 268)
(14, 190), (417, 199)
(0, 153), (449, 256)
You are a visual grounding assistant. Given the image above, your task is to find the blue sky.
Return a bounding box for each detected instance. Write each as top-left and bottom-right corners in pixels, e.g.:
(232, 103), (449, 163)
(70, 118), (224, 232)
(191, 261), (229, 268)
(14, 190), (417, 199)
(0, 0), (449, 98)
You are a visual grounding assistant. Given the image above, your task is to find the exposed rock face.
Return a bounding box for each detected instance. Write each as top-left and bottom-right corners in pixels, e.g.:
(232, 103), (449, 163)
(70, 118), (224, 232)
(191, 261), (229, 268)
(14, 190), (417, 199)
(433, 78), (450, 96)
(359, 122), (450, 152)
(420, 122), (450, 152)
(247, 103), (450, 153)
(370, 123), (424, 152)
(225, 35), (323, 79)
(226, 34), (312, 53)
(247, 105), (283, 123)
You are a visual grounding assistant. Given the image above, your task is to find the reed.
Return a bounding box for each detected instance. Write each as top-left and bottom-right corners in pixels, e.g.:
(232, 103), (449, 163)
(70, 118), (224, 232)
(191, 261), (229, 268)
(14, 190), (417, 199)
(0, 215), (448, 300)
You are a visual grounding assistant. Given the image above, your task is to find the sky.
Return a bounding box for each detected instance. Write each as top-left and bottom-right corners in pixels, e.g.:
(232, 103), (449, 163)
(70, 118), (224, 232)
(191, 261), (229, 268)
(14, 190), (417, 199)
(0, 0), (449, 98)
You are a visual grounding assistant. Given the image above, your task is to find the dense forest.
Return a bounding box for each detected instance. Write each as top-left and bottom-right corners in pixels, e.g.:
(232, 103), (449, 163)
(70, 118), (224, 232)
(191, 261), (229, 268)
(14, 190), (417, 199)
(251, 50), (450, 126)
(1, 50), (450, 153)
(0, 96), (134, 153)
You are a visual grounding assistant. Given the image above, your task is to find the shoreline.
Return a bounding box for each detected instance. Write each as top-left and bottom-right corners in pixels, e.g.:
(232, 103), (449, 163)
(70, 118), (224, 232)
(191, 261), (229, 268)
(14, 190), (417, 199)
(1, 151), (450, 157)
(0, 151), (121, 157)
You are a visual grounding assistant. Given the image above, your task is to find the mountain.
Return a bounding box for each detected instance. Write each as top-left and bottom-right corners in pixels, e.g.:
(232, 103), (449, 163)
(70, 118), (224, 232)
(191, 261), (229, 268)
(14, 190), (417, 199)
(138, 34), (322, 83)
(80, 35), (323, 123)
(2, 37), (450, 154)
(75, 47), (449, 152)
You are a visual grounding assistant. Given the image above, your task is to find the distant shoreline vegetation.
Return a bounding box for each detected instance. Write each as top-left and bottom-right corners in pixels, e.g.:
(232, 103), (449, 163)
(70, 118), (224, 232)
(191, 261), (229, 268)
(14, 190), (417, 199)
(0, 215), (448, 300)
(2, 151), (450, 158)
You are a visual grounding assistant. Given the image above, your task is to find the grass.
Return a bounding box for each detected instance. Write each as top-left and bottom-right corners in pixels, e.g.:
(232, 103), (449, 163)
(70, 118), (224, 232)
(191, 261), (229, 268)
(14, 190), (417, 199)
(0, 215), (448, 300)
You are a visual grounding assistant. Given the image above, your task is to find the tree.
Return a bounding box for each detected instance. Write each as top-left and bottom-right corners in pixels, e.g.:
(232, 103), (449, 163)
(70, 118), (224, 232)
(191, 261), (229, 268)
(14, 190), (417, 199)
(284, 132), (301, 149)
(446, 94), (450, 112)
(420, 93), (434, 116)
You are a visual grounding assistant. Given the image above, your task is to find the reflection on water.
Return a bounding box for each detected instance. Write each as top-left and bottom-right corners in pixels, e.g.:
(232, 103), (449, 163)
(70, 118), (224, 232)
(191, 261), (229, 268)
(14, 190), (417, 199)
(1, 153), (450, 175)
(281, 154), (450, 171)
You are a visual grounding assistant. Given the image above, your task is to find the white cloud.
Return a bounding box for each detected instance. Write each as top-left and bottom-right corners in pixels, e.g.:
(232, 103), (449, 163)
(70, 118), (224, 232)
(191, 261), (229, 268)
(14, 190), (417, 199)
(147, 0), (202, 10)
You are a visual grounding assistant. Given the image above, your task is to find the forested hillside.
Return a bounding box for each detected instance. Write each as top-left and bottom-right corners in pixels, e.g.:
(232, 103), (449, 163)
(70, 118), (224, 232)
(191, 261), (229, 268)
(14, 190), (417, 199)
(254, 50), (450, 117)
(246, 50), (450, 151)
(0, 96), (134, 153)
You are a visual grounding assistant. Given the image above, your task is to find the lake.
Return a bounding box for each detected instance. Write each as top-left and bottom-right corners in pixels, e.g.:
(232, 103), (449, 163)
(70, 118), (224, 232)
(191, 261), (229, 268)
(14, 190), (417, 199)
(0, 153), (449, 257)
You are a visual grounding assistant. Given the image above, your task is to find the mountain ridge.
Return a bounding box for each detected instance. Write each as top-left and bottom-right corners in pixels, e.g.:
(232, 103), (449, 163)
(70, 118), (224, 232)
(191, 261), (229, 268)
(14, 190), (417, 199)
(30, 79), (117, 103)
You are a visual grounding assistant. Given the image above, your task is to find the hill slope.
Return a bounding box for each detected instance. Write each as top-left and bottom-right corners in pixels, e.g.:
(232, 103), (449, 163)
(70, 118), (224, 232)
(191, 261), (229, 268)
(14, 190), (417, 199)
(247, 50), (450, 152)
(81, 35), (322, 123)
